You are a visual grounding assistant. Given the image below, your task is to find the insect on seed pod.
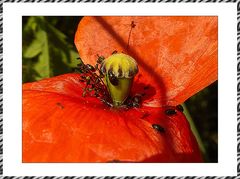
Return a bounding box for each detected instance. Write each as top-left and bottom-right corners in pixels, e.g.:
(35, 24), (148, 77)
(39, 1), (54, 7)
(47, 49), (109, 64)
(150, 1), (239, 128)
(100, 53), (138, 107)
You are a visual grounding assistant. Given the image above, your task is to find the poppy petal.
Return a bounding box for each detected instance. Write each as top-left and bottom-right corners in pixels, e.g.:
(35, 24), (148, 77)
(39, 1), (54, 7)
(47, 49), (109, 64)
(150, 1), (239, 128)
(23, 74), (202, 162)
(75, 16), (217, 106)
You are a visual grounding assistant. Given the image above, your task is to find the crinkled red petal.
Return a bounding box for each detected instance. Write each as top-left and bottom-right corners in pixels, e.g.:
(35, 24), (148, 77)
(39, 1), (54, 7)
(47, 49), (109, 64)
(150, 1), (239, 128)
(75, 16), (218, 106)
(23, 74), (202, 162)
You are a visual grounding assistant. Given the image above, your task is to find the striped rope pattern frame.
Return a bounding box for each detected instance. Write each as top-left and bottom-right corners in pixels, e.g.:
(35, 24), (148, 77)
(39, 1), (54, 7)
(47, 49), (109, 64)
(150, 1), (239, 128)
(237, 0), (240, 178)
(1, 0), (239, 3)
(0, 0), (3, 176)
(0, 0), (238, 178)
(0, 176), (238, 179)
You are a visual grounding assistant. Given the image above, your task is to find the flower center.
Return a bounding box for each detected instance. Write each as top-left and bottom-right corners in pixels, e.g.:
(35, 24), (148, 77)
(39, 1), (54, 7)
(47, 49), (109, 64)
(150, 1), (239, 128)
(100, 53), (138, 107)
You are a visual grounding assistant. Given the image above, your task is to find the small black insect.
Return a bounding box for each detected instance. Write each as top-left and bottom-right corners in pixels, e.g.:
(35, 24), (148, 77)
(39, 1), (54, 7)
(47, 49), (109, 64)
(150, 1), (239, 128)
(56, 102), (64, 109)
(132, 94), (142, 107)
(176, 105), (184, 112)
(152, 124), (165, 133)
(108, 70), (119, 86)
(165, 108), (177, 116)
(125, 94), (142, 108)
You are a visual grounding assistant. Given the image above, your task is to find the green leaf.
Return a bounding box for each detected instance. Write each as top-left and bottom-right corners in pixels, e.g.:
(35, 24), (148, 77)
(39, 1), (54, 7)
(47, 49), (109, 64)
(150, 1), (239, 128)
(34, 30), (50, 79)
(69, 50), (80, 67)
(22, 16), (81, 83)
(23, 30), (45, 58)
(47, 22), (67, 43)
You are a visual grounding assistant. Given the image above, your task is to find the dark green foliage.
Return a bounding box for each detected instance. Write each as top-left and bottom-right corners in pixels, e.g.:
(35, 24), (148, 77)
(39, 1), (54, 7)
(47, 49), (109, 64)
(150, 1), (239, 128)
(185, 81), (218, 162)
(22, 16), (82, 83)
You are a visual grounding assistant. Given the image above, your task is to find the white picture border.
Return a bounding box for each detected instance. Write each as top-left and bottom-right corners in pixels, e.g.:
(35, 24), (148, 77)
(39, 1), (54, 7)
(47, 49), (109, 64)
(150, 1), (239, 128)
(3, 2), (237, 177)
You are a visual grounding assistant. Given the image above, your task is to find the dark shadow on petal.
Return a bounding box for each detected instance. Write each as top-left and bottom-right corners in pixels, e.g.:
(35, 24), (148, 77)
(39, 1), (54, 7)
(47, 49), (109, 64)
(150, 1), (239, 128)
(94, 16), (167, 106)
(141, 153), (203, 163)
(131, 82), (156, 102)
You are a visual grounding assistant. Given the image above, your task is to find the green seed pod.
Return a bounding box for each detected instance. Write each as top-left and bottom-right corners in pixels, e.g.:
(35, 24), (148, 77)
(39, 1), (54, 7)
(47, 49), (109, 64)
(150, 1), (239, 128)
(100, 53), (138, 107)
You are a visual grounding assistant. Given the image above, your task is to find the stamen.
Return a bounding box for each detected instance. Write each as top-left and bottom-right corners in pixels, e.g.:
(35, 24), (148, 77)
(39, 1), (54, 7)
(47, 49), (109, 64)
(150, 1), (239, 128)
(126, 21), (136, 52)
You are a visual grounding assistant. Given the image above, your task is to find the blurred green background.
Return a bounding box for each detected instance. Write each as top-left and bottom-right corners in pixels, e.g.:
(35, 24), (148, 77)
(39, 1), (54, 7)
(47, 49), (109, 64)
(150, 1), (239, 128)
(22, 16), (82, 82)
(22, 16), (218, 162)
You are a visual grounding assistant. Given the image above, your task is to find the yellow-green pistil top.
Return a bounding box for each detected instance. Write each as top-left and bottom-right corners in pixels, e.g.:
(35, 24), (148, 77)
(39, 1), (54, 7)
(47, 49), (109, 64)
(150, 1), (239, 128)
(100, 53), (138, 107)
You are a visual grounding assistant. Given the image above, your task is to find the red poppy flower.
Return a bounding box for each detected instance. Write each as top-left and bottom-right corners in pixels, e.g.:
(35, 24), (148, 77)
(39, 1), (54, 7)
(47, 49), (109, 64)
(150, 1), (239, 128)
(22, 16), (217, 162)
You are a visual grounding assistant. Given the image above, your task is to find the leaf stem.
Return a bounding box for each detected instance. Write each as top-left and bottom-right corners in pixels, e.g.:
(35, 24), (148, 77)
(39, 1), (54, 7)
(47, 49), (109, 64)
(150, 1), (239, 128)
(182, 103), (208, 161)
